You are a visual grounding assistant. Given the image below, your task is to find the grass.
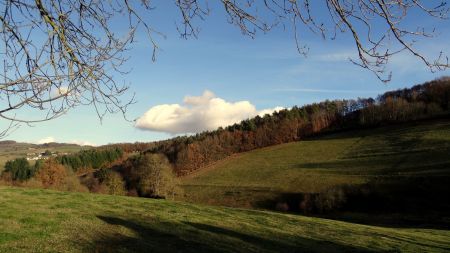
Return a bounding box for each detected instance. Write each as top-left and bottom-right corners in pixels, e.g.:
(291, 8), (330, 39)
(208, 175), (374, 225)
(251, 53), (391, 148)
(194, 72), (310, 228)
(180, 119), (450, 209)
(0, 142), (85, 172)
(2, 119), (449, 251)
(1, 186), (450, 252)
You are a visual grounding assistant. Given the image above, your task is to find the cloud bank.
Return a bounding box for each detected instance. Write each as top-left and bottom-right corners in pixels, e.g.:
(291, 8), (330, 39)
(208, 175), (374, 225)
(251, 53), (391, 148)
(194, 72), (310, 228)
(36, 136), (95, 146)
(135, 90), (283, 134)
(37, 136), (55, 144)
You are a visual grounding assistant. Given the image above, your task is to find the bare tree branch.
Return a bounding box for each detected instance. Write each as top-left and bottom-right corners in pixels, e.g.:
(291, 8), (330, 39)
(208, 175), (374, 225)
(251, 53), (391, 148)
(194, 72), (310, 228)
(1, 0), (449, 137)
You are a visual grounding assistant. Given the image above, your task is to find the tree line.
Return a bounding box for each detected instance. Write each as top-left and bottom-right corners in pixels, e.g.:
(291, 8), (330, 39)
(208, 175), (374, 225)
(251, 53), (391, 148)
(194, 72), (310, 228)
(147, 77), (450, 175)
(1, 148), (125, 193)
(1, 77), (449, 200)
(1, 148), (180, 199)
(56, 148), (124, 172)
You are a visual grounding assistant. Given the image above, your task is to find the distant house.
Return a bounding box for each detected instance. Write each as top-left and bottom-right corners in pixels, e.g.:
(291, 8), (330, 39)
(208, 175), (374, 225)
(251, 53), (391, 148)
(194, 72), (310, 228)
(26, 150), (54, 161)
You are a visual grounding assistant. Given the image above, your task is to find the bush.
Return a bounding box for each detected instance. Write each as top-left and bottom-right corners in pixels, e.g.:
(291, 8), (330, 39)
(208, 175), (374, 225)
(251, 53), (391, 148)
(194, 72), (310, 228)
(36, 159), (68, 189)
(22, 178), (44, 189)
(63, 174), (89, 193)
(3, 158), (35, 181)
(93, 168), (109, 183)
(314, 186), (347, 213)
(80, 173), (102, 193)
(103, 171), (126, 196)
(132, 153), (181, 199)
(36, 159), (88, 192)
(292, 187), (349, 214)
(275, 202), (289, 212)
(0, 171), (13, 186)
(299, 194), (315, 214)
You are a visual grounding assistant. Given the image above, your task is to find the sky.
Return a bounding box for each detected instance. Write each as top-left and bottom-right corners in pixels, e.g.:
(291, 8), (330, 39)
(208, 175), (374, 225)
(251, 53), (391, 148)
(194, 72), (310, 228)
(1, 1), (450, 146)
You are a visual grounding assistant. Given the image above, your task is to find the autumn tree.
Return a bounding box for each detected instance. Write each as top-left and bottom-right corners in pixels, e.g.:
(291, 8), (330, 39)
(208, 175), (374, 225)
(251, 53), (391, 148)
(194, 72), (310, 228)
(132, 153), (180, 199)
(103, 171), (126, 196)
(147, 78), (450, 175)
(36, 159), (67, 189)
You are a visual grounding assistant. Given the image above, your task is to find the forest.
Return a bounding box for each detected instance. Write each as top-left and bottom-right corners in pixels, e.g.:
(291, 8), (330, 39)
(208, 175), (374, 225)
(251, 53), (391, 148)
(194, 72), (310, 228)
(147, 77), (450, 175)
(1, 77), (449, 200)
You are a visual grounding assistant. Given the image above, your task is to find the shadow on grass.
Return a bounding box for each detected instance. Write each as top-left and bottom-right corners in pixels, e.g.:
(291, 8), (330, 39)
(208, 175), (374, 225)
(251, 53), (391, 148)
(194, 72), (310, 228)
(182, 221), (375, 253)
(92, 215), (373, 253)
(93, 216), (212, 253)
(317, 212), (450, 231)
(308, 117), (450, 142)
(276, 120), (450, 229)
(252, 177), (450, 230)
(293, 132), (450, 176)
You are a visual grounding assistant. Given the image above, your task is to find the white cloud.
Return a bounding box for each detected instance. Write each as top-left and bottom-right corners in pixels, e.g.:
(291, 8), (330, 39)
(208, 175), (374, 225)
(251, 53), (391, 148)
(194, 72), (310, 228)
(258, 106), (285, 117)
(69, 140), (96, 147)
(135, 90), (283, 134)
(50, 86), (82, 100)
(50, 86), (69, 98)
(37, 136), (55, 144)
(35, 136), (95, 146)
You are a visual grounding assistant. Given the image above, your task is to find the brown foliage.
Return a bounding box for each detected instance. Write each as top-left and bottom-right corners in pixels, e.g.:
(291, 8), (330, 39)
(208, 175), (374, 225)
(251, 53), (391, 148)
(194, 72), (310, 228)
(0, 171), (13, 186)
(34, 159), (88, 192)
(103, 171), (126, 196)
(36, 160), (68, 189)
(144, 78), (450, 176)
(128, 153), (182, 199)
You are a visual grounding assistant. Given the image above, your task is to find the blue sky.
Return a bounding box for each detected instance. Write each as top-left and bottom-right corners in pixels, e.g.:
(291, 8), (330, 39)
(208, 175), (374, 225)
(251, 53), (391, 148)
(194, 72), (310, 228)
(1, 1), (450, 145)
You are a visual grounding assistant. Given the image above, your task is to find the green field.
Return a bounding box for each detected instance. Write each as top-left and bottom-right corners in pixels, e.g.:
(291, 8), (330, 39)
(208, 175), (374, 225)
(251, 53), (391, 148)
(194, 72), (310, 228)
(1, 186), (450, 252)
(0, 142), (86, 171)
(180, 119), (450, 211)
(2, 119), (449, 252)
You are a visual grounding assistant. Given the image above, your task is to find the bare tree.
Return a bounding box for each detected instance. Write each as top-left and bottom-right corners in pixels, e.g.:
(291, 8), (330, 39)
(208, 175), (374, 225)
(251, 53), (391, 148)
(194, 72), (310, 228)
(1, 0), (449, 137)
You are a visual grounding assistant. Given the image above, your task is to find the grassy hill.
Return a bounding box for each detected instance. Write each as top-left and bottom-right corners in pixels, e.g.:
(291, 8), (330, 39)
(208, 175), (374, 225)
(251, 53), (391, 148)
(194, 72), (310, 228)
(0, 141), (87, 171)
(1, 186), (450, 253)
(180, 119), (450, 221)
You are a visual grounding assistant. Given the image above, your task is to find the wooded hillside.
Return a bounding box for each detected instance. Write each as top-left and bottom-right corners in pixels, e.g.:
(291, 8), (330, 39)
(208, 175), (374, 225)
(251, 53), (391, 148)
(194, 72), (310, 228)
(147, 77), (450, 175)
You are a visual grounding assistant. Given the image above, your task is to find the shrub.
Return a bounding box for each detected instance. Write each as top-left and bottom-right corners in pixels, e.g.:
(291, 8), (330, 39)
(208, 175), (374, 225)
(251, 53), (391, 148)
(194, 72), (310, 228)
(314, 186), (347, 213)
(0, 171), (13, 185)
(132, 153), (181, 199)
(36, 159), (88, 192)
(80, 173), (102, 193)
(299, 194), (315, 214)
(63, 174), (89, 193)
(275, 202), (289, 212)
(3, 158), (35, 181)
(103, 171), (126, 196)
(93, 168), (109, 183)
(22, 178), (44, 189)
(36, 159), (68, 189)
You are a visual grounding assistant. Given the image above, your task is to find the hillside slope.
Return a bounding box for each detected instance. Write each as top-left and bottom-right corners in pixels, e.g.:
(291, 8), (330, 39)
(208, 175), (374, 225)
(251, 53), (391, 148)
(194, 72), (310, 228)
(180, 119), (450, 218)
(0, 141), (86, 171)
(1, 186), (450, 253)
(150, 78), (450, 175)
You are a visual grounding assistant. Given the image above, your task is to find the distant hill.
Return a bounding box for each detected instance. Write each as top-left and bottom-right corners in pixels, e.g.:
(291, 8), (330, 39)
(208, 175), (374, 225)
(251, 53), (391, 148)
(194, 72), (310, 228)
(0, 141), (88, 170)
(0, 140), (17, 145)
(180, 118), (450, 225)
(148, 77), (450, 175)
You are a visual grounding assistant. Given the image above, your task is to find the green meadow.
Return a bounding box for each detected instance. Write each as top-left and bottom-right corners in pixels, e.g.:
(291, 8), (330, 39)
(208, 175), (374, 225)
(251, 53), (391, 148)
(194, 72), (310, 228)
(0, 142), (84, 172)
(180, 119), (450, 211)
(1, 186), (450, 253)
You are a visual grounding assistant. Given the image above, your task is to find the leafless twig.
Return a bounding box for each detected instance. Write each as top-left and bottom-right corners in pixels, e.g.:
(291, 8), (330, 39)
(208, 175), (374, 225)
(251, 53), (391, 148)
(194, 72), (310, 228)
(1, 0), (448, 137)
